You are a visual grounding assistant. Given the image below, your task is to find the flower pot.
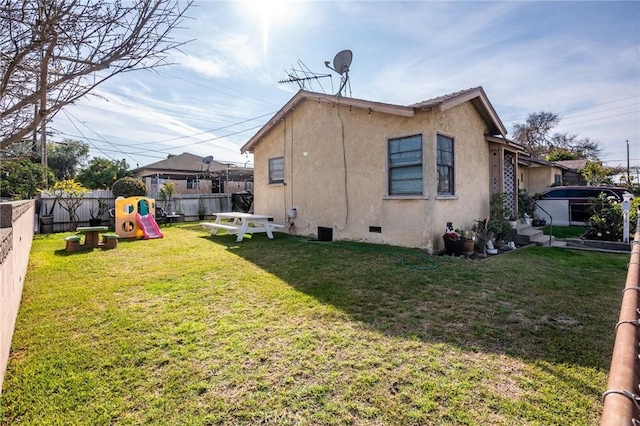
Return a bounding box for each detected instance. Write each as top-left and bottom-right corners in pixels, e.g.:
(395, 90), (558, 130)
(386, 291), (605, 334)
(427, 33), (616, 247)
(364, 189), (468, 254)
(444, 238), (474, 255)
(89, 218), (102, 227)
(39, 215), (54, 234)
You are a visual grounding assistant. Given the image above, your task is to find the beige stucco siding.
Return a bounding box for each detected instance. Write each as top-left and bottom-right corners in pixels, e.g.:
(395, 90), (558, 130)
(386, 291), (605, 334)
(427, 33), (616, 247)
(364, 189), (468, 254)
(522, 166), (562, 195)
(253, 98), (491, 252)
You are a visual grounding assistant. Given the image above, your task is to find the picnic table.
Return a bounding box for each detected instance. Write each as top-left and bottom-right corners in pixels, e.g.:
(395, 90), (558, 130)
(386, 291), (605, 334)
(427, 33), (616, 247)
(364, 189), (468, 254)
(65, 226), (118, 252)
(75, 226), (109, 248)
(201, 212), (285, 242)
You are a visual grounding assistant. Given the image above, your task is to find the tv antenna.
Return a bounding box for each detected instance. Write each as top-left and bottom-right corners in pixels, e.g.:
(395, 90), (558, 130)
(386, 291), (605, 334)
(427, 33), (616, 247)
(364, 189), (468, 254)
(325, 49), (352, 97)
(278, 59), (331, 92)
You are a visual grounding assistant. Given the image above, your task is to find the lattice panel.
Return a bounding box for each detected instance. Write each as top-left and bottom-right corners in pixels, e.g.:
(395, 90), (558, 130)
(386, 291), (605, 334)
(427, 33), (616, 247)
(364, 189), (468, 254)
(504, 152), (516, 214)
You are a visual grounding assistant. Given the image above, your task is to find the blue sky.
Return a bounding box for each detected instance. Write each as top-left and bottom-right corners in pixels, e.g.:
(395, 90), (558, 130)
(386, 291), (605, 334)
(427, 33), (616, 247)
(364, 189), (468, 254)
(51, 1), (640, 171)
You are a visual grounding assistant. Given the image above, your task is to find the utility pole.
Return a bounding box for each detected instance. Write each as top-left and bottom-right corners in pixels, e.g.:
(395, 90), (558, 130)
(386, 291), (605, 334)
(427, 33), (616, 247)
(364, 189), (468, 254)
(37, 1), (48, 187)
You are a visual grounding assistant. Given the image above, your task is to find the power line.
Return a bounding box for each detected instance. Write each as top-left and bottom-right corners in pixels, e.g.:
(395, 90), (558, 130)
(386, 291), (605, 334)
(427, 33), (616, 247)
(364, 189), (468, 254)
(165, 68), (281, 109)
(502, 94), (640, 123)
(560, 110), (639, 126)
(62, 110), (141, 166)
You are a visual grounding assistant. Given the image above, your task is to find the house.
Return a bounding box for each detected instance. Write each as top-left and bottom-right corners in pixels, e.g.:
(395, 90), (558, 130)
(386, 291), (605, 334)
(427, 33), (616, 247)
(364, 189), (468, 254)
(132, 152), (253, 196)
(554, 159), (587, 186)
(518, 157), (587, 195)
(240, 88), (524, 253)
(518, 156), (565, 195)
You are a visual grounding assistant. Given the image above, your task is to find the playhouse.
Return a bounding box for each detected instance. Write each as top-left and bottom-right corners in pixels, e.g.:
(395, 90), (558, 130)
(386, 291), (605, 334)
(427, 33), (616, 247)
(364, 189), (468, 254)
(115, 196), (163, 239)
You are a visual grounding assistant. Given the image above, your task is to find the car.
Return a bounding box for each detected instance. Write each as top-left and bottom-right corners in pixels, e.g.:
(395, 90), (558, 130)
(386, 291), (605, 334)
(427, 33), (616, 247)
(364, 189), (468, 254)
(537, 186), (631, 222)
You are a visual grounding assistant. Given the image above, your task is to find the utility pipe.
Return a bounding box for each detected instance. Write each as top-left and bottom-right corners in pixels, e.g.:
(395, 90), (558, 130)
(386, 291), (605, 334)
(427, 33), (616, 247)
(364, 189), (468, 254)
(601, 214), (640, 425)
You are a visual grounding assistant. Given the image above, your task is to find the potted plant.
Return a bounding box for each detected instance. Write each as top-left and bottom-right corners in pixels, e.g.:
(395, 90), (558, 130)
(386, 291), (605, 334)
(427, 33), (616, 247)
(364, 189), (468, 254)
(472, 218), (494, 256)
(443, 222), (474, 255)
(89, 198), (108, 227)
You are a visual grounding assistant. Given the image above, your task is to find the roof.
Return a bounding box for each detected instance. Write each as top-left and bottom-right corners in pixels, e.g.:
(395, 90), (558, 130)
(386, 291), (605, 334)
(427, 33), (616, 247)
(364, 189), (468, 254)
(554, 159), (588, 171)
(133, 152), (253, 181)
(411, 87), (507, 137)
(133, 152), (220, 173)
(241, 87), (507, 153)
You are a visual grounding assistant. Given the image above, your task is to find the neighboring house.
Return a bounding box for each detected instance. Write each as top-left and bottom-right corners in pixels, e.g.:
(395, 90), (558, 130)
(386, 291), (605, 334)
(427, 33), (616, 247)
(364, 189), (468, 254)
(554, 159), (587, 186)
(518, 157), (587, 195)
(241, 87), (524, 253)
(132, 152), (253, 196)
(518, 156), (565, 195)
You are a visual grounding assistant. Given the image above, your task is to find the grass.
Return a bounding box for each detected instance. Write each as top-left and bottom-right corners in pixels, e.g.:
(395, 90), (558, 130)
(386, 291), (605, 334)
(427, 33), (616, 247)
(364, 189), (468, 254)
(541, 225), (588, 239)
(0, 224), (628, 425)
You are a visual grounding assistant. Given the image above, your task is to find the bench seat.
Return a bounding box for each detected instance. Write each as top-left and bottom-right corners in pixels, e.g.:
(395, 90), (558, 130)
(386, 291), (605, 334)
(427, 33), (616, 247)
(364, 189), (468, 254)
(201, 222), (241, 234)
(101, 233), (119, 249)
(64, 235), (83, 252)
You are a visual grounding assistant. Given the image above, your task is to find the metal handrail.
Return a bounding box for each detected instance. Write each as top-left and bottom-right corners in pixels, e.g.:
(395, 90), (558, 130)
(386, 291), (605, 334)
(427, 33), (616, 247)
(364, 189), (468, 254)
(601, 214), (640, 425)
(521, 193), (553, 247)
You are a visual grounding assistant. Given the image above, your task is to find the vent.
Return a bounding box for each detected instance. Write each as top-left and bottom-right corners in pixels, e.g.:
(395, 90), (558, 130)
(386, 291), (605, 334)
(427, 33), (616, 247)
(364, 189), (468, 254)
(317, 227), (333, 242)
(369, 226), (382, 233)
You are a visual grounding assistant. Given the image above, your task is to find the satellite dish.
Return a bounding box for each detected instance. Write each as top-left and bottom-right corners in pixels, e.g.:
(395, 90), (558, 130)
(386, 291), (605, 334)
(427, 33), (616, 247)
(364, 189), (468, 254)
(333, 50), (352, 75)
(325, 50), (353, 97)
(202, 155), (214, 164)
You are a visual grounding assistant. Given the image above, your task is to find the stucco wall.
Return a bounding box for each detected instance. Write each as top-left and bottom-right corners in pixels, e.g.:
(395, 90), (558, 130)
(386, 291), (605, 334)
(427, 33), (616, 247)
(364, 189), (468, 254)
(0, 200), (35, 394)
(525, 166), (561, 195)
(253, 98), (491, 252)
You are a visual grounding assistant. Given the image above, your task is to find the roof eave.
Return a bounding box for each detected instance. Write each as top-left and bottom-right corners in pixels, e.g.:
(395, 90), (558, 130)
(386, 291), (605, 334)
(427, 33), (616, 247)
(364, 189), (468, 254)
(438, 87), (507, 138)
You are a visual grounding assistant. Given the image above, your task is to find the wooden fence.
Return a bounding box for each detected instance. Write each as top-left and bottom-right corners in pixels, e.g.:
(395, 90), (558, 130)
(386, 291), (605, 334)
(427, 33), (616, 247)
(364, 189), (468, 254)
(38, 190), (231, 233)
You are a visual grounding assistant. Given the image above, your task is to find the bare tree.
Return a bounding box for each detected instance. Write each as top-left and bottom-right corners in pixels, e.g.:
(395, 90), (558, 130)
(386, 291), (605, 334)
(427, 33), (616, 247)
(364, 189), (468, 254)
(512, 111), (602, 160)
(0, 0), (193, 150)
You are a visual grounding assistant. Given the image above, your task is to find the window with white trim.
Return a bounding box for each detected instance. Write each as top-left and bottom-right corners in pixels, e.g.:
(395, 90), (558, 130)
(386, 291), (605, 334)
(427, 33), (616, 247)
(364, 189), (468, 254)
(269, 157), (284, 184)
(388, 135), (423, 196)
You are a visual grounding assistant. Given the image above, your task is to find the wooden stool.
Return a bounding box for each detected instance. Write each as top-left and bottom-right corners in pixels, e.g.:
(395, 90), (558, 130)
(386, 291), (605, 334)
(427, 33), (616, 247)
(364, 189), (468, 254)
(102, 234), (118, 249)
(65, 235), (83, 252)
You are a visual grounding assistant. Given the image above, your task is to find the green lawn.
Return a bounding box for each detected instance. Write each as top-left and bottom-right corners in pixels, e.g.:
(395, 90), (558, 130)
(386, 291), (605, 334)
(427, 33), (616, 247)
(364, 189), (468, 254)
(541, 225), (588, 239)
(0, 224), (628, 425)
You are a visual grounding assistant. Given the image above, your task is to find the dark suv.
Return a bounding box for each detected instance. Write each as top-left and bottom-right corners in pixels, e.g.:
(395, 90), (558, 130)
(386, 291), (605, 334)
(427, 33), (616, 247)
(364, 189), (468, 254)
(538, 186), (630, 222)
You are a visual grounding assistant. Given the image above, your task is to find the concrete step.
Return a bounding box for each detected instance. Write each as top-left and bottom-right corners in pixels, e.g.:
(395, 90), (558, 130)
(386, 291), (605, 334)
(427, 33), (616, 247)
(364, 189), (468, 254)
(514, 223), (567, 247)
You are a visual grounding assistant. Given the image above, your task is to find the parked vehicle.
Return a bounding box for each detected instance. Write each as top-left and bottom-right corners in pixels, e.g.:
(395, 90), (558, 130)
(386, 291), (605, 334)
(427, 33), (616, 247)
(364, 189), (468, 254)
(538, 186), (631, 222)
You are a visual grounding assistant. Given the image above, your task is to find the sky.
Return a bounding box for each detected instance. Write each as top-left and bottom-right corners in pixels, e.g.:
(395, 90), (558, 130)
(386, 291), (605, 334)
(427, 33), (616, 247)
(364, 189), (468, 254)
(50, 0), (640, 171)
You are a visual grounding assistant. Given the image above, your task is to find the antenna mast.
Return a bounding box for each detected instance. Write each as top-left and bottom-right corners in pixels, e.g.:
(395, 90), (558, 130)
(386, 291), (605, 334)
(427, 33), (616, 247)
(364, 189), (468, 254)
(278, 59), (331, 91)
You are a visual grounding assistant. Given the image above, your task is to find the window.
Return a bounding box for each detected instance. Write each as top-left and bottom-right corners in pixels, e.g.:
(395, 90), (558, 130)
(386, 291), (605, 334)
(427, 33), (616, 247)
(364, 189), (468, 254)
(187, 178), (200, 189)
(554, 174), (562, 185)
(269, 157), (284, 184)
(437, 134), (454, 195)
(388, 135), (423, 195)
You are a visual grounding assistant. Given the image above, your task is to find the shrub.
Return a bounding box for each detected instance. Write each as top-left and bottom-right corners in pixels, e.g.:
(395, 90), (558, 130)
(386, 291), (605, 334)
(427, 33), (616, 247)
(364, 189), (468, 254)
(585, 193), (639, 241)
(112, 177), (147, 198)
(488, 193), (513, 241)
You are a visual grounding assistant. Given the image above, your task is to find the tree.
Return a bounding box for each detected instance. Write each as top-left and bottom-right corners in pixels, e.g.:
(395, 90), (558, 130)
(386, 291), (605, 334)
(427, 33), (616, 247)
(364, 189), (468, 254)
(48, 179), (88, 230)
(77, 157), (131, 189)
(581, 160), (620, 186)
(0, 157), (52, 199)
(46, 139), (89, 180)
(112, 176), (146, 198)
(1, 0), (193, 150)
(545, 147), (579, 162)
(512, 111), (602, 160)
